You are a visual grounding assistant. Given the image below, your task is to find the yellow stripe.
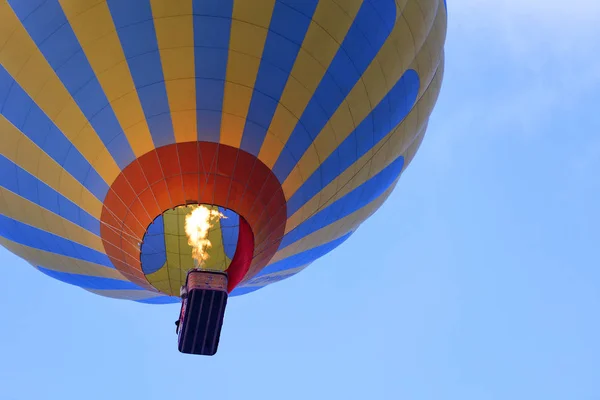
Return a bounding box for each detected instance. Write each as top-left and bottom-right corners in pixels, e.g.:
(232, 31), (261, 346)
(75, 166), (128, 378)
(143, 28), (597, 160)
(281, 0), (443, 199)
(257, 0), (363, 168)
(244, 3), (446, 281)
(163, 207), (187, 294)
(85, 288), (165, 301)
(59, 0), (155, 157)
(0, 236), (126, 280)
(0, 116), (103, 219)
(241, 179), (398, 285)
(243, 264), (308, 287)
(267, 178), (398, 267)
(285, 62), (443, 234)
(396, 0), (410, 14)
(271, 129), (428, 268)
(150, 0), (197, 143)
(220, 0), (276, 148)
(0, 1), (120, 184)
(145, 262), (171, 295)
(0, 187), (104, 253)
(401, 119), (428, 170)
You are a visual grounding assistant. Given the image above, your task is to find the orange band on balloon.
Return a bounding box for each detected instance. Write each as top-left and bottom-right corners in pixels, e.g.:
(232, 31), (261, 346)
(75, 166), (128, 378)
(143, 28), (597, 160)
(99, 142), (287, 293)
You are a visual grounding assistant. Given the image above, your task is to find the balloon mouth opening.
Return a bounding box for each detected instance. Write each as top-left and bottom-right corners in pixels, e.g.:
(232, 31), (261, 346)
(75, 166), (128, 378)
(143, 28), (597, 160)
(138, 202), (255, 296)
(99, 142), (286, 295)
(139, 203), (250, 296)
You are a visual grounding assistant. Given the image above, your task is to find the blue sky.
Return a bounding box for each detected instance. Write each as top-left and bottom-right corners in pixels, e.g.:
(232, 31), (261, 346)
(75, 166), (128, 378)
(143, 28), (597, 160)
(2, 2), (600, 399)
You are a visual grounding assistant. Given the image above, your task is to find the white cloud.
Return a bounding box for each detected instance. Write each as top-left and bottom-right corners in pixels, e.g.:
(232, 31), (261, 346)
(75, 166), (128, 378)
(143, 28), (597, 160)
(447, 0), (600, 77)
(411, 0), (600, 183)
(424, 0), (600, 156)
(452, 0), (600, 29)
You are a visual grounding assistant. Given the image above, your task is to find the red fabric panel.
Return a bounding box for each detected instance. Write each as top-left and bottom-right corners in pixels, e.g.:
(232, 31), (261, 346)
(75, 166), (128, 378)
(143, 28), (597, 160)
(157, 145), (181, 178)
(137, 189), (161, 218)
(177, 143), (199, 174)
(129, 197), (151, 227)
(123, 160), (149, 194)
(198, 143), (217, 173)
(111, 174), (136, 207)
(226, 216), (254, 292)
(138, 150), (164, 185)
(213, 175), (231, 206)
(104, 189), (128, 221)
(181, 174), (200, 203)
(151, 180), (172, 211)
(122, 212), (145, 239)
(165, 175), (186, 207)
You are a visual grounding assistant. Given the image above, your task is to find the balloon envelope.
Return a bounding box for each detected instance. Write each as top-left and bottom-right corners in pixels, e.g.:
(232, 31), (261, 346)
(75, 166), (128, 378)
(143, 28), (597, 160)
(0, 0), (447, 303)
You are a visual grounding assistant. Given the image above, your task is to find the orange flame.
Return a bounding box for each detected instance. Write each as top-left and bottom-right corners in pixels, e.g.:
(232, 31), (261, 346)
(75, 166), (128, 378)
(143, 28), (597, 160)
(184, 205), (225, 268)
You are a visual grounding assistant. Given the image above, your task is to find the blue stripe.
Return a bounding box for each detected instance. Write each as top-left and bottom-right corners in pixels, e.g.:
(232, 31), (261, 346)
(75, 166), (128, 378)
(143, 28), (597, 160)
(229, 237), (353, 297)
(230, 286), (262, 297)
(280, 154), (404, 248)
(192, 0), (234, 143)
(219, 207), (239, 260)
(140, 215), (166, 274)
(38, 267), (142, 290)
(0, 214), (113, 267)
(135, 296), (180, 304)
(245, 270), (300, 287)
(260, 232), (352, 276)
(0, 65), (14, 110)
(0, 155), (101, 236)
(7, 0), (136, 170)
(272, 0), (397, 182)
(239, 0), (319, 156)
(106, 0), (175, 148)
(4, 0), (42, 17)
(286, 70), (419, 217)
(0, 67), (110, 201)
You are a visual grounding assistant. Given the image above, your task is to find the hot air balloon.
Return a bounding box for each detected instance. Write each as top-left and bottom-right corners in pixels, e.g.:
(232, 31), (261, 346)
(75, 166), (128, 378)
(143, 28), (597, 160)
(0, 0), (447, 355)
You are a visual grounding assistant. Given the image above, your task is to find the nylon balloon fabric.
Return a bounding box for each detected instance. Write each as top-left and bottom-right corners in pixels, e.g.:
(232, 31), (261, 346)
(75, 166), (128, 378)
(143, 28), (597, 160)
(0, 0), (447, 303)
